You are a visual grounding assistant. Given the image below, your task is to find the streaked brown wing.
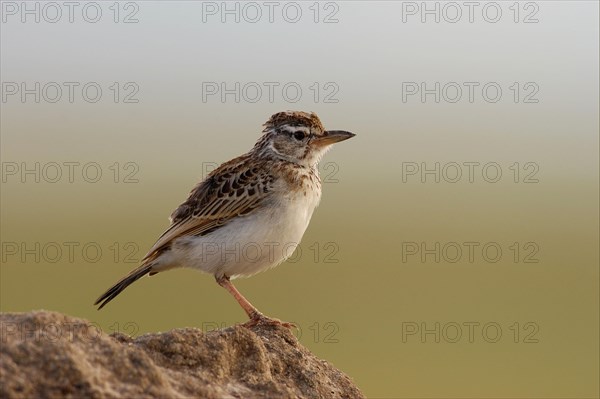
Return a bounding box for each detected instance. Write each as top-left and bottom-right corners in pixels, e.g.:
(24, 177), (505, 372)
(141, 156), (272, 262)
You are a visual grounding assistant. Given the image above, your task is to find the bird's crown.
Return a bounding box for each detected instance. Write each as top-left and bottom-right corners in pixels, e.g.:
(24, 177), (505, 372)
(263, 111), (325, 135)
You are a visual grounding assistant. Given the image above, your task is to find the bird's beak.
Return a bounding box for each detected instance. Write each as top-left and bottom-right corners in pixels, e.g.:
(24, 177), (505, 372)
(313, 130), (356, 147)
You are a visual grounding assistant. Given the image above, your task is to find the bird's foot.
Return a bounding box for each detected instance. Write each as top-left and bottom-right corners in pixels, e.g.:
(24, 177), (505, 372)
(242, 312), (297, 330)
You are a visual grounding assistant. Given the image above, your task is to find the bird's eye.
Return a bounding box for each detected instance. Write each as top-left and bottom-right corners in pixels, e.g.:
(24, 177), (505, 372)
(293, 131), (305, 141)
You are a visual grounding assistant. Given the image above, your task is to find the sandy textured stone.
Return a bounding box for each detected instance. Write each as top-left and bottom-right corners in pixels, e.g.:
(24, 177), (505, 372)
(0, 311), (364, 399)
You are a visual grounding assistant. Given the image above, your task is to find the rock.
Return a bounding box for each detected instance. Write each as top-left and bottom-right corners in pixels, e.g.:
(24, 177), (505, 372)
(0, 311), (364, 399)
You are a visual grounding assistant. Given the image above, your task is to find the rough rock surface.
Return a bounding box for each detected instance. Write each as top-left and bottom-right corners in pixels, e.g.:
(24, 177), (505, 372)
(0, 311), (364, 399)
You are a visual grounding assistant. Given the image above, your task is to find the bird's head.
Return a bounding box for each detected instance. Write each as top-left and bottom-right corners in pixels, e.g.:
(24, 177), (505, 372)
(255, 111), (355, 167)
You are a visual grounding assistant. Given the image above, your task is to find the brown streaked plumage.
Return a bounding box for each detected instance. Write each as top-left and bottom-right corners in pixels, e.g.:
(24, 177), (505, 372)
(94, 111), (355, 327)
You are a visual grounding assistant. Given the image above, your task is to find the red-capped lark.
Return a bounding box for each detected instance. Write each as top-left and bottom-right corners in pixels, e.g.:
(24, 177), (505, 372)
(95, 111), (355, 328)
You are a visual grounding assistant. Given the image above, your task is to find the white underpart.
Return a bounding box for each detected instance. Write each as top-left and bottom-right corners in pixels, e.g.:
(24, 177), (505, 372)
(307, 144), (332, 168)
(155, 174), (322, 279)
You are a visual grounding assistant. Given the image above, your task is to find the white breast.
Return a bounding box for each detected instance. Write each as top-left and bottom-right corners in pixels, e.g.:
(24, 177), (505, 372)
(171, 172), (322, 279)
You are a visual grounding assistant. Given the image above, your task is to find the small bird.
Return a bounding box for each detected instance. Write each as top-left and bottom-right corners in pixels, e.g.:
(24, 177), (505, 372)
(94, 111), (355, 327)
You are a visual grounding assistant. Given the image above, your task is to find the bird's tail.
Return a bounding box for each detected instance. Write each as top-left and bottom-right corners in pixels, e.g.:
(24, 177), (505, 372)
(94, 261), (155, 310)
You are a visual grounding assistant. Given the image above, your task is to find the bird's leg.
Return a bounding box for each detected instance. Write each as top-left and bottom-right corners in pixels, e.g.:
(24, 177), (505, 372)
(215, 275), (296, 329)
(215, 275), (262, 321)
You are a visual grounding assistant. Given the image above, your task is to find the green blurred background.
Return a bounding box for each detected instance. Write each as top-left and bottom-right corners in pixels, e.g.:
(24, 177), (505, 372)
(1, 2), (598, 398)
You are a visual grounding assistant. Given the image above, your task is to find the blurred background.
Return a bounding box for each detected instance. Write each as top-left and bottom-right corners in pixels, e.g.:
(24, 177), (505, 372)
(1, 1), (598, 397)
